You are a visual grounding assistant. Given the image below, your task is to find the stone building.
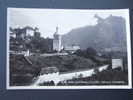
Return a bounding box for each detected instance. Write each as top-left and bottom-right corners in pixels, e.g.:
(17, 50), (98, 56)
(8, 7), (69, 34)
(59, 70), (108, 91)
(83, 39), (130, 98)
(10, 26), (40, 40)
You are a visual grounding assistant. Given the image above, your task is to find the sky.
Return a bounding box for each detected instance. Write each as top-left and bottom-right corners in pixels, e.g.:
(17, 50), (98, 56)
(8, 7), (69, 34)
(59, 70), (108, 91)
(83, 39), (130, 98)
(8, 8), (129, 38)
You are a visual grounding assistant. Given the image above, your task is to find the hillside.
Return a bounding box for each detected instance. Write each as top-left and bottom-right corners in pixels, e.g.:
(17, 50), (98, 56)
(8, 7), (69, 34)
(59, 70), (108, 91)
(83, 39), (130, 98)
(28, 55), (96, 72)
(10, 54), (128, 86)
(10, 54), (97, 86)
(62, 15), (127, 52)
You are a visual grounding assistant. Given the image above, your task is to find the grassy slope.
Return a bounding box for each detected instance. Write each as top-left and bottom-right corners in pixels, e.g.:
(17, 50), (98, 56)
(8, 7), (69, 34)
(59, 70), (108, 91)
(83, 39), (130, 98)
(10, 54), (96, 86)
(10, 54), (128, 86)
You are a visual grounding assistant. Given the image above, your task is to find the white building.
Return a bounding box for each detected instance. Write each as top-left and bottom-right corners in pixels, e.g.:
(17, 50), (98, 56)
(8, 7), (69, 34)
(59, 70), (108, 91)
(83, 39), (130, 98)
(112, 59), (123, 70)
(53, 27), (62, 52)
(64, 45), (80, 53)
(25, 26), (34, 37)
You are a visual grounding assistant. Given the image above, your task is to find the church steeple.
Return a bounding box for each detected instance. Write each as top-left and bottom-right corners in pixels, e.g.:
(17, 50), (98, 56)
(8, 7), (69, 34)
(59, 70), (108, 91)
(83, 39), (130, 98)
(55, 26), (58, 34)
(54, 26), (59, 39)
(53, 26), (62, 52)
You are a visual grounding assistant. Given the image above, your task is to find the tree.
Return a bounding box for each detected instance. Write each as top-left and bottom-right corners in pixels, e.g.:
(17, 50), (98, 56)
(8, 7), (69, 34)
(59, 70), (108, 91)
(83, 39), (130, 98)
(85, 47), (97, 57)
(74, 47), (97, 58)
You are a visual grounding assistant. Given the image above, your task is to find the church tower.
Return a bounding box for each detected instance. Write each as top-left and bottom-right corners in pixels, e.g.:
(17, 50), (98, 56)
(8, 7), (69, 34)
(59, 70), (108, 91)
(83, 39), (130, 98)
(53, 26), (62, 52)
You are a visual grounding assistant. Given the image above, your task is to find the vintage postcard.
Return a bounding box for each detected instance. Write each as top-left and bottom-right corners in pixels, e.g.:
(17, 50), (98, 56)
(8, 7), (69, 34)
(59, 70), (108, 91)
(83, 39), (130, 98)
(7, 8), (132, 89)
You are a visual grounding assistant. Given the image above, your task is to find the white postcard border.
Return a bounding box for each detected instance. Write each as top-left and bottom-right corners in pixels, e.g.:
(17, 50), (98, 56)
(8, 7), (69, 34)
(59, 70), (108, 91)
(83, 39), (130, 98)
(6, 8), (132, 90)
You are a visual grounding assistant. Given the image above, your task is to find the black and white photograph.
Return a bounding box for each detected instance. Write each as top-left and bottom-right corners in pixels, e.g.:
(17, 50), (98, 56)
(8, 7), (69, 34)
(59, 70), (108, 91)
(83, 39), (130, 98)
(7, 8), (132, 89)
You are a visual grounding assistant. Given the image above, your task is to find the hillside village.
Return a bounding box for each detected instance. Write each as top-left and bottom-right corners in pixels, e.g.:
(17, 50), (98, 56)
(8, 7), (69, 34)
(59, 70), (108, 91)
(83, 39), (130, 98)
(9, 15), (128, 86)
